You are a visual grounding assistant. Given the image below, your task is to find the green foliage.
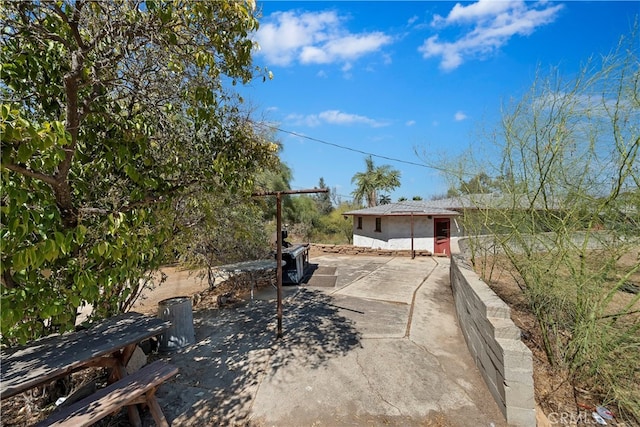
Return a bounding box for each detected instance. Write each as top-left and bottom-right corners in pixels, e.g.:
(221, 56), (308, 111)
(351, 156), (401, 208)
(446, 172), (520, 196)
(1, 0), (276, 345)
(314, 202), (358, 244)
(253, 156), (295, 222)
(170, 189), (272, 287)
(378, 194), (391, 205)
(289, 196), (321, 241)
(313, 177), (333, 215)
(462, 30), (640, 423)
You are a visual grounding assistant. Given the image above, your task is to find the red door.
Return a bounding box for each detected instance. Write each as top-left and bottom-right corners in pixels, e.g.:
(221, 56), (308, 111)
(434, 218), (450, 256)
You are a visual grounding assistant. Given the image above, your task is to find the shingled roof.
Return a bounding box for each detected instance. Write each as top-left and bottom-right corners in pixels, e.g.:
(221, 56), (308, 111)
(344, 193), (557, 216)
(344, 200), (460, 216)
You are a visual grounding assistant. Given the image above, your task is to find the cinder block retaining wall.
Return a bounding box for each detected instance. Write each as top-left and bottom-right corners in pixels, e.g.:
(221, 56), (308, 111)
(450, 255), (536, 426)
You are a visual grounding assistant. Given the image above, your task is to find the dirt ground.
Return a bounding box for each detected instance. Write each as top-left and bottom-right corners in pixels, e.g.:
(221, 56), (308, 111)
(475, 252), (640, 427)
(131, 267), (210, 315)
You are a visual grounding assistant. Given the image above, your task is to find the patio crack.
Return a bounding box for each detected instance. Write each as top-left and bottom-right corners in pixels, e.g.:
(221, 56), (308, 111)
(355, 351), (403, 417)
(405, 260), (438, 338)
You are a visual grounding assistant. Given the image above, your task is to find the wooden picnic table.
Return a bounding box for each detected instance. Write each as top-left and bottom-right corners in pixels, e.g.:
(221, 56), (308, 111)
(1, 312), (172, 425)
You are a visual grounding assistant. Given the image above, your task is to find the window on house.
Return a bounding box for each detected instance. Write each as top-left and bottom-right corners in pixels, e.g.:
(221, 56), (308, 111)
(375, 217), (382, 232)
(357, 217), (362, 229)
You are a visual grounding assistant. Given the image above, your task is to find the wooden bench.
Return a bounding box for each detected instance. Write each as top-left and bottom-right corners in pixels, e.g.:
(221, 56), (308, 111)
(35, 360), (178, 427)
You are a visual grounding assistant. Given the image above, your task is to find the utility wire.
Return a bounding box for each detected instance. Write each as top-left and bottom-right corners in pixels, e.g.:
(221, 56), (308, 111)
(252, 121), (451, 173)
(286, 184), (447, 207)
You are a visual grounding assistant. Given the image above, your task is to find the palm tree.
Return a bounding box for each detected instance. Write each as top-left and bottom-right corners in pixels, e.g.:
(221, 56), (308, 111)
(351, 156), (401, 207)
(379, 194), (392, 205)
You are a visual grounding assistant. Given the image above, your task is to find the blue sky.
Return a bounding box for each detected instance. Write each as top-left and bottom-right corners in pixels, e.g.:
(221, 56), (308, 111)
(240, 1), (639, 203)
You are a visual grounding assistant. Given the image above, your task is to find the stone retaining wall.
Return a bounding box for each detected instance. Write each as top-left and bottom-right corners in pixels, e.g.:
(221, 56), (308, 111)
(450, 255), (536, 426)
(310, 243), (434, 257)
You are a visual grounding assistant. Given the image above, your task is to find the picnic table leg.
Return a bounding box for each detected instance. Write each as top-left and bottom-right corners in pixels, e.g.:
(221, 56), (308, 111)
(107, 343), (136, 383)
(120, 343), (138, 366)
(108, 344), (144, 426)
(146, 387), (170, 427)
(127, 403), (143, 427)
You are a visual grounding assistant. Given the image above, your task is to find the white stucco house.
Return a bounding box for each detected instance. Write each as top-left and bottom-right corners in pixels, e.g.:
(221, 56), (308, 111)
(344, 193), (564, 255)
(344, 201), (462, 256)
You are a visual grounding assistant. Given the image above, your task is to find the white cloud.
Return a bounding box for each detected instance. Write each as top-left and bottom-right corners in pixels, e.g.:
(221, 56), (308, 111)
(420, 0), (564, 71)
(435, 0), (515, 25)
(286, 110), (389, 128)
(454, 111), (468, 121)
(406, 120), (416, 126)
(285, 113), (321, 127)
(254, 10), (393, 67)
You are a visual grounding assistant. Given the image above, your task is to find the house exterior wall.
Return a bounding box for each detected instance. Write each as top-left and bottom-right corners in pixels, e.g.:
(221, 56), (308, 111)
(352, 215), (462, 252)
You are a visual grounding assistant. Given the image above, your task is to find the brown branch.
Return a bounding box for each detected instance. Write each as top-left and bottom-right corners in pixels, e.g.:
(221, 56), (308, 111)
(50, 1), (86, 50)
(2, 163), (58, 186)
(78, 207), (110, 216)
(2, 271), (17, 289)
(599, 309), (640, 320)
(25, 25), (71, 48)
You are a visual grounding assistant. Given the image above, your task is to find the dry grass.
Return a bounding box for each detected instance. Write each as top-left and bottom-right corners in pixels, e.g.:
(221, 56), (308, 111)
(474, 249), (640, 425)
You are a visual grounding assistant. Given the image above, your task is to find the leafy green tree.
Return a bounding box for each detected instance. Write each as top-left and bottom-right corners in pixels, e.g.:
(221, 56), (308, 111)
(313, 177), (333, 215)
(316, 202), (358, 244)
(289, 195), (321, 241)
(379, 194), (391, 205)
(351, 156), (401, 207)
(446, 172), (507, 196)
(0, 1), (276, 344)
(253, 156), (296, 222)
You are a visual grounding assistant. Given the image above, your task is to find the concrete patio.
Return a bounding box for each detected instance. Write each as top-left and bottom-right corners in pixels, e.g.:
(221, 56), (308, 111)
(149, 255), (507, 426)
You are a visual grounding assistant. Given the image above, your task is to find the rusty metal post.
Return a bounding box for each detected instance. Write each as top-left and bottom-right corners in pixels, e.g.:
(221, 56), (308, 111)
(252, 188), (328, 339)
(276, 192), (283, 339)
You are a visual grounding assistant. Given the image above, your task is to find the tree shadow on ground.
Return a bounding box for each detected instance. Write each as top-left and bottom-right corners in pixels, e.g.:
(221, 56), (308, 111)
(147, 288), (361, 426)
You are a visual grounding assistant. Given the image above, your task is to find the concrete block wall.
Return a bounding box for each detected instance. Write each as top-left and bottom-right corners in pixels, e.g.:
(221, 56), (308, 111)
(450, 255), (536, 426)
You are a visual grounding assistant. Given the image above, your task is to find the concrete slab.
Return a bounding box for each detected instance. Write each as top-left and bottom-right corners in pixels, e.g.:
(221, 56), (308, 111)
(302, 293), (410, 339)
(250, 339), (473, 424)
(332, 257), (432, 305)
(151, 255), (508, 427)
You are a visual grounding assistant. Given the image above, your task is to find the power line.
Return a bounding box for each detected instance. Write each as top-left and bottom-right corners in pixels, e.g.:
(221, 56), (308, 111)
(253, 121), (449, 172)
(286, 184), (444, 207)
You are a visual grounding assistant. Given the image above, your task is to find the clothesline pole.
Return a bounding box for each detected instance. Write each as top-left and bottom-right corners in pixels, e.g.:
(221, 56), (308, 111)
(276, 191), (283, 338)
(252, 188), (329, 339)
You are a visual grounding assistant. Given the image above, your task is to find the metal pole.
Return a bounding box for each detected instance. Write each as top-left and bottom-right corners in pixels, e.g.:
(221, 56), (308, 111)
(251, 188), (328, 339)
(276, 192), (283, 339)
(411, 212), (415, 259)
